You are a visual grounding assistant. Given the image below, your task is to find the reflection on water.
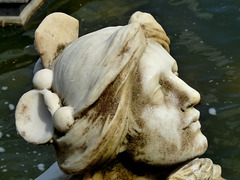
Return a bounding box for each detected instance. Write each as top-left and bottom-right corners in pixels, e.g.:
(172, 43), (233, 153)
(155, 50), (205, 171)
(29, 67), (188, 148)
(72, 0), (149, 23)
(0, 0), (239, 179)
(169, 0), (213, 20)
(72, 0), (150, 35)
(0, 45), (37, 74)
(176, 30), (233, 67)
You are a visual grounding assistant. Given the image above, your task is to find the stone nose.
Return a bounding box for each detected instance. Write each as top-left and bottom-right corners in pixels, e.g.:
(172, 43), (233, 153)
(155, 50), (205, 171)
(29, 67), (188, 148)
(164, 74), (201, 111)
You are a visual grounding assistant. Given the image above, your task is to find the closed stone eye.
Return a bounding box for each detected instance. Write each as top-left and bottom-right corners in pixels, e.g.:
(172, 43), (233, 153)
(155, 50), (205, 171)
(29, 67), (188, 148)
(159, 81), (163, 86)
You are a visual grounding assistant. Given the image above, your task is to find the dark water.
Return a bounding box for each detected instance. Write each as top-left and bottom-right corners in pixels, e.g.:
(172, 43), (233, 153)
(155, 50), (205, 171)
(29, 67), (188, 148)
(0, 0), (239, 179)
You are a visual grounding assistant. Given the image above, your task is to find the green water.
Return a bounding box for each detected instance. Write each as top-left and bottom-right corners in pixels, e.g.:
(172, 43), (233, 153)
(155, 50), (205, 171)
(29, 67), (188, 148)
(0, 0), (239, 179)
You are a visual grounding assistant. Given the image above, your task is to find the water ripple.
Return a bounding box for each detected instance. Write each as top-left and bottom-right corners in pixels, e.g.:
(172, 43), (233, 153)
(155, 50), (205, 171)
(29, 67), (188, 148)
(175, 30), (233, 67)
(169, 0), (213, 20)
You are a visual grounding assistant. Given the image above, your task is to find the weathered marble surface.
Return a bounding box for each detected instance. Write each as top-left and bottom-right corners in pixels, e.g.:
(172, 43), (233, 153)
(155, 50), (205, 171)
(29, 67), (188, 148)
(36, 158), (224, 180)
(15, 11), (224, 179)
(35, 12), (79, 68)
(168, 158), (224, 180)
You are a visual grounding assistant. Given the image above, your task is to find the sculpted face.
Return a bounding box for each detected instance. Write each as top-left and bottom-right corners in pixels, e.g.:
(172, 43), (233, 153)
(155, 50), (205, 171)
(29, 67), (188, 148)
(127, 42), (208, 165)
(15, 11), (209, 175)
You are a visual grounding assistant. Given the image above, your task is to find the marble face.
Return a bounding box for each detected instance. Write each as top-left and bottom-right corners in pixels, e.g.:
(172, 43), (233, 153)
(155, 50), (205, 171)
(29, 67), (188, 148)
(127, 42), (208, 165)
(15, 11), (208, 175)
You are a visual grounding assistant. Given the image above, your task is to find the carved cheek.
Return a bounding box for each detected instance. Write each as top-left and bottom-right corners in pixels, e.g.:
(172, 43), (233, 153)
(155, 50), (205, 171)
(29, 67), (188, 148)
(140, 106), (182, 144)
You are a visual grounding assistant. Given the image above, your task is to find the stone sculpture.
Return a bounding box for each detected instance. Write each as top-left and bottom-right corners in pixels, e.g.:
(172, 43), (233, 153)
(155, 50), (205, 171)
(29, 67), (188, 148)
(15, 12), (224, 179)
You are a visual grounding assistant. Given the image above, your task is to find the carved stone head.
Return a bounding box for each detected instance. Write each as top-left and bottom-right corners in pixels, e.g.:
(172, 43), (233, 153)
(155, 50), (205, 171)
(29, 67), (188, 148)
(15, 11), (208, 175)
